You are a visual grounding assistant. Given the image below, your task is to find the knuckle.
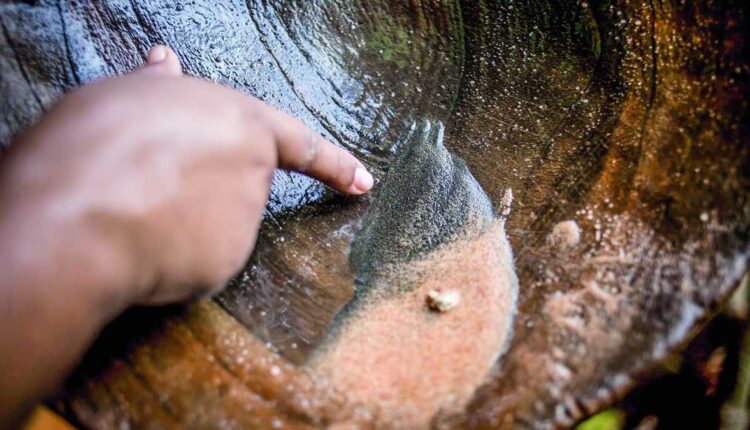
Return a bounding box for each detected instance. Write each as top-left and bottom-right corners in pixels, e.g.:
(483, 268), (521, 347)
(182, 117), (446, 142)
(239, 124), (276, 168)
(334, 148), (352, 186)
(243, 97), (266, 122)
(301, 131), (322, 172)
(257, 133), (278, 167)
(336, 149), (346, 179)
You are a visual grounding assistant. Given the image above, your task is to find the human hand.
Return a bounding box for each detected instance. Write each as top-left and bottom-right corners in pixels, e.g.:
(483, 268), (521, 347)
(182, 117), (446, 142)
(1, 45), (373, 306)
(0, 45), (373, 425)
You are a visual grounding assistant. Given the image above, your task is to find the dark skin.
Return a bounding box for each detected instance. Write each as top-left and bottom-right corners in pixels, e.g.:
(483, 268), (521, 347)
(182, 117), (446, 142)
(0, 45), (373, 427)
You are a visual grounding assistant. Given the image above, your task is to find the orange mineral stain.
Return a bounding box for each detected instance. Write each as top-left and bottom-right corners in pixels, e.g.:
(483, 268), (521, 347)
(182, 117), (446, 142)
(310, 220), (517, 428)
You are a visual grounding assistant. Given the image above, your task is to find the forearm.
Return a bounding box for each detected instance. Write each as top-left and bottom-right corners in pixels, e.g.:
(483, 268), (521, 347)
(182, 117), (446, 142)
(0, 157), (136, 428)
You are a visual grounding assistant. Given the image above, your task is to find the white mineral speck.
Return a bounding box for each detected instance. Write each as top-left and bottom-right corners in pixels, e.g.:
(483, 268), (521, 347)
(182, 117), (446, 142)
(426, 289), (461, 313)
(500, 188), (514, 217)
(548, 220), (582, 249)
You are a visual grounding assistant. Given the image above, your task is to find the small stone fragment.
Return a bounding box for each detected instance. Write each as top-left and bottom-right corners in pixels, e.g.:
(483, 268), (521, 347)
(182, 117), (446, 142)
(426, 289), (461, 312)
(500, 188), (513, 218)
(548, 220), (581, 250)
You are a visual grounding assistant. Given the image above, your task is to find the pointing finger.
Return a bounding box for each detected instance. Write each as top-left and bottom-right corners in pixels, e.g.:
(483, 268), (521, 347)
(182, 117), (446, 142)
(262, 106), (373, 195)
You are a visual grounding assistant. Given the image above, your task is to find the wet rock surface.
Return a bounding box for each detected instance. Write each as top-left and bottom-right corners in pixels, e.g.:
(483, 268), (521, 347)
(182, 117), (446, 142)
(1, 0), (749, 429)
(349, 120), (495, 297)
(306, 121), (516, 428)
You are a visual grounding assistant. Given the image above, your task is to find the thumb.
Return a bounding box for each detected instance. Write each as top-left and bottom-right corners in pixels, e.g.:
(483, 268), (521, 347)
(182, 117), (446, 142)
(136, 45), (183, 77)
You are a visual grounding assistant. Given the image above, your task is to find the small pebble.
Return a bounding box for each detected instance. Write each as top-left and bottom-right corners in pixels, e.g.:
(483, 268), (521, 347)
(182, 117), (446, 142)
(426, 289), (461, 312)
(548, 220), (581, 249)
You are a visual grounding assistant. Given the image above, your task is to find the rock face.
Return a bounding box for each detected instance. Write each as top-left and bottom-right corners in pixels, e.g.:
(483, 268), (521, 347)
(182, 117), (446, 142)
(1, 1), (749, 429)
(309, 120), (517, 428)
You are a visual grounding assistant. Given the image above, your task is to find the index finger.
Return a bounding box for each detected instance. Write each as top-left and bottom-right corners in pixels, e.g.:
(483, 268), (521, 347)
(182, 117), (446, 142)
(261, 106), (374, 195)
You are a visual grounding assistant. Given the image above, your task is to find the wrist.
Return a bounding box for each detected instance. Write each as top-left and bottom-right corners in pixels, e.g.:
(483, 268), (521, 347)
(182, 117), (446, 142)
(0, 168), (139, 424)
(0, 180), (139, 322)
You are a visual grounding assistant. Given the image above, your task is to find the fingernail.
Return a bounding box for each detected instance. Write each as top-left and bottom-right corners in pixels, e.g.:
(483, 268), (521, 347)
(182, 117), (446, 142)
(353, 167), (374, 193)
(148, 46), (167, 64)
